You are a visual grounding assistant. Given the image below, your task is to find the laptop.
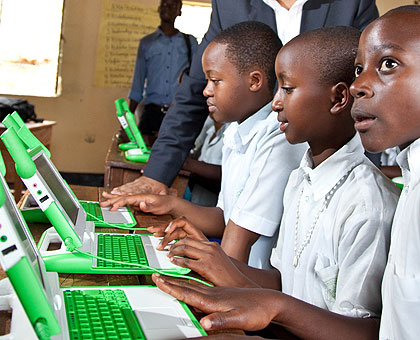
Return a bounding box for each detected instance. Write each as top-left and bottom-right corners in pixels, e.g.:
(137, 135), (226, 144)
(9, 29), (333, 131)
(114, 98), (151, 163)
(0, 162), (206, 339)
(115, 97), (139, 151)
(1, 124), (189, 275)
(2, 111), (137, 229)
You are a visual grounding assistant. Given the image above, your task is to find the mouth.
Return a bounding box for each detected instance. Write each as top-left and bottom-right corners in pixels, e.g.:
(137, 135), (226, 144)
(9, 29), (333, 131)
(277, 113), (288, 132)
(351, 108), (376, 132)
(207, 101), (216, 114)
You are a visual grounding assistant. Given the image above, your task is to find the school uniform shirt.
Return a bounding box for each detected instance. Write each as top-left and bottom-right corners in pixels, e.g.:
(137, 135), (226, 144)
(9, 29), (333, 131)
(380, 138), (420, 340)
(217, 103), (306, 269)
(270, 134), (400, 317)
(190, 118), (227, 207)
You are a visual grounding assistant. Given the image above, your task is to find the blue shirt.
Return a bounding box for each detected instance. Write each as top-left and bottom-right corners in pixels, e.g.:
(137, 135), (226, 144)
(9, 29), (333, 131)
(129, 28), (198, 106)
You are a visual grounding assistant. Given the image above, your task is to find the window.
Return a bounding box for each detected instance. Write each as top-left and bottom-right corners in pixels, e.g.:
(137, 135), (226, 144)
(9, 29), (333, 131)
(0, 0), (64, 97)
(175, 1), (212, 43)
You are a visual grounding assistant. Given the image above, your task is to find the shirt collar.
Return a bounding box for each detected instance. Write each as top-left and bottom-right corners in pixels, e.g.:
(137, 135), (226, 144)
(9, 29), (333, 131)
(397, 137), (420, 187)
(295, 133), (365, 201)
(223, 103), (273, 151)
(262, 0), (308, 12)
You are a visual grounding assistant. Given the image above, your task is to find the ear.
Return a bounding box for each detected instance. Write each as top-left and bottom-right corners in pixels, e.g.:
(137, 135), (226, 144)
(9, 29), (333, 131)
(249, 70), (264, 92)
(330, 82), (351, 115)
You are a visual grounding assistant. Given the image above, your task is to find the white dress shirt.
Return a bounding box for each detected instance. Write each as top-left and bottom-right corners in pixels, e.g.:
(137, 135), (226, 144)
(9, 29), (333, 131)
(262, 0), (309, 44)
(380, 138), (420, 340)
(271, 134), (400, 317)
(217, 103), (306, 269)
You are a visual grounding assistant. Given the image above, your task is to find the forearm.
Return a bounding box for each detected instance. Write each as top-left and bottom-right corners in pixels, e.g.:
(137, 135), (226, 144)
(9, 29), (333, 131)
(169, 200), (226, 238)
(184, 159), (221, 181)
(273, 293), (379, 340)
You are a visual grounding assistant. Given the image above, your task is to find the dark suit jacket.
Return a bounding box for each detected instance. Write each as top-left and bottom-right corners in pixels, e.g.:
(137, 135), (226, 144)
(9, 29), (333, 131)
(144, 0), (379, 186)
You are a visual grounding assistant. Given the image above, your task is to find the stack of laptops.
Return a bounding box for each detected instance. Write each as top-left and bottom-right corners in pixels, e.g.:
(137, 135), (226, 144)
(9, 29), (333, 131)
(114, 98), (151, 163)
(0, 113), (189, 275)
(0, 151), (206, 339)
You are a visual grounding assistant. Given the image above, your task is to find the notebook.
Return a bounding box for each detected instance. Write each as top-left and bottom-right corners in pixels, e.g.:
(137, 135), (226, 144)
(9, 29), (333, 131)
(2, 111), (137, 228)
(114, 98), (151, 163)
(0, 165), (206, 340)
(1, 123), (189, 275)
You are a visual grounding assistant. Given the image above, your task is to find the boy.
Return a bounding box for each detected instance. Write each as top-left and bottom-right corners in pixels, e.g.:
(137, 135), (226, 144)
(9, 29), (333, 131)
(350, 6), (420, 339)
(102, 22), (306, 269)
(151, 26), (400, 340)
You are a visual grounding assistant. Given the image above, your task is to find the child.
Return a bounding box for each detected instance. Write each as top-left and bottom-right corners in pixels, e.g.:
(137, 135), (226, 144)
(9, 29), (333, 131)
(102, 21), (306, 269)
(151, 26), (400, 340)
(349, 6), (420, 339)
(183, 115), (226, 207)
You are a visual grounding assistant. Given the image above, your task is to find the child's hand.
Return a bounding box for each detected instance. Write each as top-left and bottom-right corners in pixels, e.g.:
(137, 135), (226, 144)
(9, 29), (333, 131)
(192, 335), (264, 340)
(167, 237), (256, 288)
(152, 274), (279, 332)
(100, 193), (174, 214)
(150, 217), (208, 250)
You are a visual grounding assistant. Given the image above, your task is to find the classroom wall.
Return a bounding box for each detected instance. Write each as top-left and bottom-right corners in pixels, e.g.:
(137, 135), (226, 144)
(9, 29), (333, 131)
(13, 0), (413, 176)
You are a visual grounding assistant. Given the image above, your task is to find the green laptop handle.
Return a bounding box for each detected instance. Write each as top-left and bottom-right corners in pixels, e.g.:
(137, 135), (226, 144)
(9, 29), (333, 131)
(0, 149), (6, 177)
(6, 257), (61, 336)
(2, 112), (51, 158)
(0, 128), (36, 179)
(125, 111), (150, 155)
(115, 98), (136, 143)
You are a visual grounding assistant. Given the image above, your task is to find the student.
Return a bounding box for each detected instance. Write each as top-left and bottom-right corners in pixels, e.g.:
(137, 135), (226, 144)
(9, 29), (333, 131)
(183, 115), (226, 207)
(102, 21), (306, 269)
(349, 6), (420, 339)
(150, 26), (400, 340)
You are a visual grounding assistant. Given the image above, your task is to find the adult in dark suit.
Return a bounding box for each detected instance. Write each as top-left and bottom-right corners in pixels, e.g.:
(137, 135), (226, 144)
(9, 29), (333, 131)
(109, 0), (379, 195)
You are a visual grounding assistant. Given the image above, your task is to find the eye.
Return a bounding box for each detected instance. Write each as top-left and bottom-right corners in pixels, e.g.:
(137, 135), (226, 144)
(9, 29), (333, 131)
(281, 87), (294, 94)
(379, 58), (398, 72)
(354, 65), (363, 78)
(211, 78), (220, 85)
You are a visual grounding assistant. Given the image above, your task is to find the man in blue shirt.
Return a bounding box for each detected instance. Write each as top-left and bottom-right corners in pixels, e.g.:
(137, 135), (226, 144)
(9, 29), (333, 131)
(129, 0), (197, 137)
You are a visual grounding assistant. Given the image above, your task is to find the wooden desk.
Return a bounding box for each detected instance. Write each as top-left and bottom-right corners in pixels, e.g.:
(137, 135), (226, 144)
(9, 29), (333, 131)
(0, 120), (56, 202)
(104, 135), (189, 196)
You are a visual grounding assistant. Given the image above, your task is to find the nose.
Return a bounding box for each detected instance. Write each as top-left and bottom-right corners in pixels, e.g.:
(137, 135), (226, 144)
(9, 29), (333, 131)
(203, 81), (213, 98)
(350, 74), (373, 99)
(271, 91), (283, 112)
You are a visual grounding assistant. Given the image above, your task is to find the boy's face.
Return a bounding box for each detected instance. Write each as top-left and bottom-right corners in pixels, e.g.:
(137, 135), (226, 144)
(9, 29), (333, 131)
(159, 0), (181, 23)
(271, 43), (333, 146)
(350, 12), (420, 152)
(202, 42), (252, 123)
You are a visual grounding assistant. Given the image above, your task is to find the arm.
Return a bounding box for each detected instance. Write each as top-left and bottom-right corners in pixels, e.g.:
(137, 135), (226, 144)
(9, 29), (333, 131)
(353, 0), (379, 31)
(183, 158), (221, 181)
(128, 40), (146, 108)
(152, 275), (380, 340)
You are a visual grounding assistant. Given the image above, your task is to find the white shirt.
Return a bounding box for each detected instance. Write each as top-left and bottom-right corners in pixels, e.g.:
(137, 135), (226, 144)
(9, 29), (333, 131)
(271, 134), (400, 317)
(380, 138), (420, 340)
(217, 103), (306, 269)
(262, 0), (309, 44)
(190, 117), (226, 207)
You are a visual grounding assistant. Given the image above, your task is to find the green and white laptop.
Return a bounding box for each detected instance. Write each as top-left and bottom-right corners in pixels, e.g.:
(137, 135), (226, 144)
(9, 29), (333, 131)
(0, 161), (206, 339)
(114, 98), (151, 163)
(1, 123), (189, 275)
(2, 111), (137, 228)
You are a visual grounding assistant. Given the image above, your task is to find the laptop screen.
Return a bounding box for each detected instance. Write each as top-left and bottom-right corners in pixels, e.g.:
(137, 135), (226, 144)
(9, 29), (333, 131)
(0, 174), (47, 289)
(32, 151), (80, 225)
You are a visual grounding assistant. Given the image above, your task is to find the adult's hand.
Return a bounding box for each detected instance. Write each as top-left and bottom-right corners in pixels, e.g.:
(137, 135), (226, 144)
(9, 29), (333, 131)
(109, 176), (169, 195)
(152, 274), (280, 332)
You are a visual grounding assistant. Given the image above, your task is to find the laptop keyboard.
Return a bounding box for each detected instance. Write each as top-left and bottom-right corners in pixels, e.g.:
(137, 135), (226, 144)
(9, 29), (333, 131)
(64, 289), (145, 340)
(96, 234), (148, 268)
(80, 201), (103, 221)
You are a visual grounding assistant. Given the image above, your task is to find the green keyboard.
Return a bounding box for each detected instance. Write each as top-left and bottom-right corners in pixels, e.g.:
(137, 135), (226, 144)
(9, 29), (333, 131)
(96, 234), (148, 268)
(80, 201), (103, 222)
(64, 289), (145, 340)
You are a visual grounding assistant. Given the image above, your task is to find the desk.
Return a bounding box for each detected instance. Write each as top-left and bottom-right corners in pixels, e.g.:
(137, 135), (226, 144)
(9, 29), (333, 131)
(104, 135), (190, 196)
(0, 120), (56, 202)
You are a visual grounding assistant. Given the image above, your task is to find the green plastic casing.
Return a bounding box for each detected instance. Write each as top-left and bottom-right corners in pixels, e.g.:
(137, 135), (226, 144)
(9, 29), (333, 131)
(115, 98), (136, 144)
(2, 112), (51, 158)
(124, 110), (151, 163)
(6, 257), (61, 336)
(1, 128), (82, 249)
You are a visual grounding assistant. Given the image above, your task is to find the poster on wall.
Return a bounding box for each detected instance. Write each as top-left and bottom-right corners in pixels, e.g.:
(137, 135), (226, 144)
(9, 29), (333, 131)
(94, 0), (160, 88)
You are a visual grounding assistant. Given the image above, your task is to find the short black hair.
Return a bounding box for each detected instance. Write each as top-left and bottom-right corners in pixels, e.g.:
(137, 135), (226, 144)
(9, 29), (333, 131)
(212, 21), (282, 92)
(290, 26), (361, 86)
